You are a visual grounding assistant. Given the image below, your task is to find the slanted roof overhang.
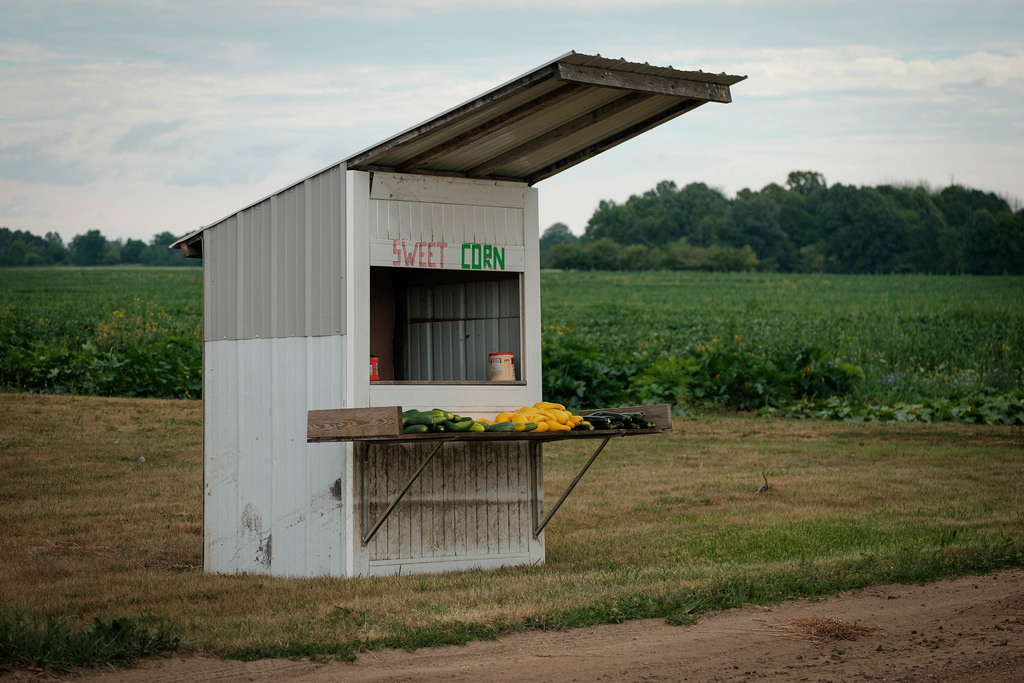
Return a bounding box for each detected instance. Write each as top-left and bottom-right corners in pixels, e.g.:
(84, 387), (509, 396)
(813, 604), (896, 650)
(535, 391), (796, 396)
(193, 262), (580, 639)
(173, 51), (745, 256)
(343, 51), (745, 184)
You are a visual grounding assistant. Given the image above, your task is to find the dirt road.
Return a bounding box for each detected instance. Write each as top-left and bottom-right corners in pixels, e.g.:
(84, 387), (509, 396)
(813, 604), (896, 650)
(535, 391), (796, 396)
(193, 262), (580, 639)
(11, 569), (1023, 682)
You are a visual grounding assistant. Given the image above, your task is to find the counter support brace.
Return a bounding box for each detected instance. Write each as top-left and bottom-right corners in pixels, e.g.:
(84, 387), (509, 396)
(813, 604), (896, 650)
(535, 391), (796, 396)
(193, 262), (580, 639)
(533, 435), (612, 539)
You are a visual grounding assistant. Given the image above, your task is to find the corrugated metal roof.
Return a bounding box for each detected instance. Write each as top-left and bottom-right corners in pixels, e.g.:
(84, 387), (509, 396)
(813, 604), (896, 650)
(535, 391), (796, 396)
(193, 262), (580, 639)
(344, 51), (745, 185)
(174, 51), (744, 254)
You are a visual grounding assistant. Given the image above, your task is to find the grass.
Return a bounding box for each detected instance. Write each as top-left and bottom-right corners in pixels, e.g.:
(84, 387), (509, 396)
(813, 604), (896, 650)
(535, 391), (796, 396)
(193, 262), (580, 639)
(1, 393), (1022, 671)
(0, 612), (181, 673)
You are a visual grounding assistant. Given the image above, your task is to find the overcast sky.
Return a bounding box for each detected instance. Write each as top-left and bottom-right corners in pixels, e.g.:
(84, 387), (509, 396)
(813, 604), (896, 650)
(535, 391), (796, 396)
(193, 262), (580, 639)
(2, 0), (1022, 246)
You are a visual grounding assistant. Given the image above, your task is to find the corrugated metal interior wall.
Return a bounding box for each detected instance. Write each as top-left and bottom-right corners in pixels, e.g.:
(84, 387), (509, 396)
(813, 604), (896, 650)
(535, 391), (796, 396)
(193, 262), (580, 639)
(405, 276), (521, 381)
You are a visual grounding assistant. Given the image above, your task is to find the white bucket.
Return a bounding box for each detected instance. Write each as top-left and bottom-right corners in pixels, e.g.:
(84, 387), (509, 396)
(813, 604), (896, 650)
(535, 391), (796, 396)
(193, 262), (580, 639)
(488, 352), (515, 381)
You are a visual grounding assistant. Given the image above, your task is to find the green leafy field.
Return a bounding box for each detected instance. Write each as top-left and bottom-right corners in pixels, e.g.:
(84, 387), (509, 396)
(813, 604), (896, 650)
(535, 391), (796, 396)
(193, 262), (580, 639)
(0, 268), (202, 398)
(539, 271), (1023, 421)
(1, 267), (1021, 421)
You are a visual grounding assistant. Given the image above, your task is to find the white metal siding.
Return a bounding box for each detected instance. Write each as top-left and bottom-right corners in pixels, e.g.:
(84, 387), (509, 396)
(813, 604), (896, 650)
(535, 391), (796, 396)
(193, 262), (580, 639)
(368, 201), (526, 247)
(203, 165), (346, 342)
(203, 335), (349, 576)
(368, 172), (526, 246)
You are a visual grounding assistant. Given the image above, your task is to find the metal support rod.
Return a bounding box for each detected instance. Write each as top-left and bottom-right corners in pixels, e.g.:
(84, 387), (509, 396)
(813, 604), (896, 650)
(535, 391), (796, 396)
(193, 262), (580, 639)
(529, 441), (540, 539)
(533, 435), (613, 538)
(362, 438), (448, 546)
(361, 445), (369, 542)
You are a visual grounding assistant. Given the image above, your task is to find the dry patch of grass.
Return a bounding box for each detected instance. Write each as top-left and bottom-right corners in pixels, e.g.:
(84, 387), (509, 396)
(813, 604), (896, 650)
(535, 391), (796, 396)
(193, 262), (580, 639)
(1, 394), (1022, 660)
(776, 617), (879, 645)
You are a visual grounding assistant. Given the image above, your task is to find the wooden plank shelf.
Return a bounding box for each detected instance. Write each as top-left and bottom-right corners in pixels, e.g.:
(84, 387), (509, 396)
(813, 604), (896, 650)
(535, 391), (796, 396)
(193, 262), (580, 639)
(307, 404), (671, 443)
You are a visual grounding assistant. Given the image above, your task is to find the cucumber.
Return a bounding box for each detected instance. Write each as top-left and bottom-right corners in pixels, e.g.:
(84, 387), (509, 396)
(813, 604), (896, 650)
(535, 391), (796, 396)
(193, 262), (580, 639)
(402, 408), (450, 426)
(443, 418), (475, 432)
(486, 421), (517, 432)
(403, 423), (429, 434)
(430, 409), (455, 422)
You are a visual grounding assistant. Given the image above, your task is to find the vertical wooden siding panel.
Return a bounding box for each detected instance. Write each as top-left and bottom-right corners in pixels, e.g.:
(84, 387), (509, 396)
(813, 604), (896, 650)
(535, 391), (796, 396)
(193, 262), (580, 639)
(366, 191), (380, 240)
(449, 204), (463, 245)
(476, 450), (489, 554)
(417, 202), (431, 244)
(362, 442), (536, 566)
(495, 446), (507, 554)
(386, 450), (402, 560)
(367, 447), (382, 562)
(388, 201), (401, 241)
(429, 204), (442, 243)
(367, 448), (383, 562)
(438, 451), (453, 556)
(489, 447), (501, 554)
(399, 202), (412, 242)
(452, 447), (465, 556)
(400, 448), (414, 560)
(511, 445), (526, 553)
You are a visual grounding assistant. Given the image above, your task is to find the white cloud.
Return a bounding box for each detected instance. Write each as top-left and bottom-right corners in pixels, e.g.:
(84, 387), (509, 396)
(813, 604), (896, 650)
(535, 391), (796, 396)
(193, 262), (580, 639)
(659, 46), (1024, 98)
(2, 0), (1021, 243)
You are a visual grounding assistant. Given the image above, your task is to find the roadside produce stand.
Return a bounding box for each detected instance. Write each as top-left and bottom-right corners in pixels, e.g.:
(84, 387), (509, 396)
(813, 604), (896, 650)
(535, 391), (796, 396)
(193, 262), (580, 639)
(307, 404), (671, 549)
(172, 51), (743, 577)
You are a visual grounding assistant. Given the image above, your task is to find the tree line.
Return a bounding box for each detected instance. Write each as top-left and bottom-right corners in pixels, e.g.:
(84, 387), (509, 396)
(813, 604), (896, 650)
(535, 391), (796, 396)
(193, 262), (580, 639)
(541, 171), (1024, 274)
(4, 170), (1022, 274)
(0, 229), (198, 267)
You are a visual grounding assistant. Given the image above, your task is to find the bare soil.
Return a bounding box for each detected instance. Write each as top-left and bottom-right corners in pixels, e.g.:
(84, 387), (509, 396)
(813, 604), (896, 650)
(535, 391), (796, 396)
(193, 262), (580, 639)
(19, 568), (1021, 682)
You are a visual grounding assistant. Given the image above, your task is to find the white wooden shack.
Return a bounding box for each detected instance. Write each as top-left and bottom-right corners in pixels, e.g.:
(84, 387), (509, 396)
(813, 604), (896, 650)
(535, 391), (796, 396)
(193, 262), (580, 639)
(173, 51), (744, 577)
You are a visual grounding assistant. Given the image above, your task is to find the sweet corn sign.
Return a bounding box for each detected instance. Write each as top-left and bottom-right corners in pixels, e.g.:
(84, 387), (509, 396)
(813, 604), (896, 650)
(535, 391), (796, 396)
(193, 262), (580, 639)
(371, 239), (527, 272)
